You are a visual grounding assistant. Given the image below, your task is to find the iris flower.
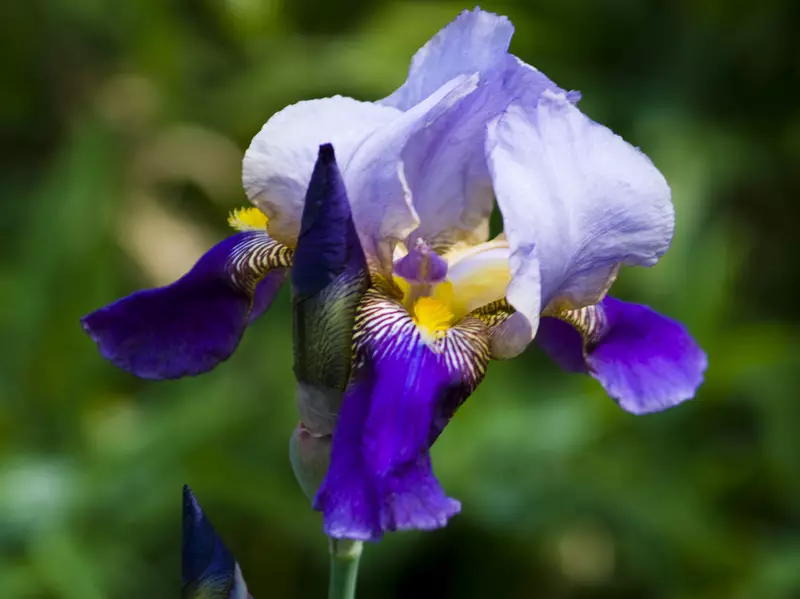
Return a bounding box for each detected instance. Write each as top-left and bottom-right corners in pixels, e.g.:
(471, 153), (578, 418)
(182, 486), (251, 598)
(83, 9), (706, 541)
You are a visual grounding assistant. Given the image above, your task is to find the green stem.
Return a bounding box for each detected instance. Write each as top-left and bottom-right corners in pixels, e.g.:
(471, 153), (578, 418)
(327, 538), (363, 599)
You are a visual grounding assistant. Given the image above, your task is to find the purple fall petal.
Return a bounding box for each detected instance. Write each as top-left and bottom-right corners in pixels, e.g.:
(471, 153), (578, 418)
(538, 297), (706, 413)
(248, 268), (287, 324)
(588, 297), (707, 414)
(536, 317), (589, 374)
(82, 232), (287, 380)
(314, 350), (461, 541)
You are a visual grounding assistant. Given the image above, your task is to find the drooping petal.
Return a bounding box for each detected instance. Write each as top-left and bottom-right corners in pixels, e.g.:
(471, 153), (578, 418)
(486, 94), (674, 352)
(314, 355), (460, 541)
(314, 290), (490, 540)
(82, 232), (291, 379)
(243, 97), (402, 246)
(292, 144), (369, 436)
(248, 270), (288, 324)
(535, 317), (586, 373)
(182, 486), (251, 599)
(538, 297), (707, 414)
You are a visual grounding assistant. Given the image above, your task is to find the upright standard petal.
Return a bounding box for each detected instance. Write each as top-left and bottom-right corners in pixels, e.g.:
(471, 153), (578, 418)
(243, 97), (401, 246)
(82, 231), (291, 379)
(382, 9), (576, 250)
(487, 95), (674, 349)
(345, 75), (479, 268)
(537, 297), (707, 414)
(182, 486), (251, 599)
(380, 8), (514, 111)
(292, 144), (369, 436)
(314, 290), (490, 540)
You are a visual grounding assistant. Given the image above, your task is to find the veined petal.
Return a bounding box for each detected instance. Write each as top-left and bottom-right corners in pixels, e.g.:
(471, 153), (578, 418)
(538, 297), (707, 414)
(487, 95), (674, 350)
(346, 75), (479, 269)
(314, 290), (490, 540)
(292, 145), (369, 436)
(380, 8), (514, 111)
(243, 97), (402, 246)
(182, 486), (251, 599)
(380, 9), (577, 249)
(82, 231), (291, 379)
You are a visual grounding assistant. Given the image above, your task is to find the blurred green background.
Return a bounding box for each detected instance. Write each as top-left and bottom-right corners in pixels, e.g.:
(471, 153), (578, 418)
(3, 0), (799, 598)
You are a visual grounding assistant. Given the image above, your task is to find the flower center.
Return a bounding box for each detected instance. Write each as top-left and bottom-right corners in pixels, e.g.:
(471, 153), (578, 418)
(412, 297), (454, 343)
(392, 238), (513, 340)
(392, 241), (454, 333)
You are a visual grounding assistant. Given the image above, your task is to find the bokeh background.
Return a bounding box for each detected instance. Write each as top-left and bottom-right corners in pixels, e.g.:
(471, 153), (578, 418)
(3, 0), (800, 597)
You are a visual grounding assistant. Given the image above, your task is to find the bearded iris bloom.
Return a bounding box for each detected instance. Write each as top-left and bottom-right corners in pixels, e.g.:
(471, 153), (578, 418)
(182, 486), (251, 599)
(82, 8), (706, 542)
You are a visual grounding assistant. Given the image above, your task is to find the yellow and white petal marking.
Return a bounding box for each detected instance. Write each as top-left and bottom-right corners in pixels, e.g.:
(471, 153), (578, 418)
(354, 289), (490, 390)
(228, 206), (269, 232)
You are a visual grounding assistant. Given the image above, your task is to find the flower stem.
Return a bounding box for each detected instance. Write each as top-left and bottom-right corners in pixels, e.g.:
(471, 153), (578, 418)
(327, 538), (363, 599)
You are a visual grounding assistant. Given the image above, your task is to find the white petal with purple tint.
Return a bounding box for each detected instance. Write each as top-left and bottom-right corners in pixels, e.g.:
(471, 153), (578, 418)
(380, 8), (514, 111)
(243, 97), (401, 246)
(487, 94), (674, 352)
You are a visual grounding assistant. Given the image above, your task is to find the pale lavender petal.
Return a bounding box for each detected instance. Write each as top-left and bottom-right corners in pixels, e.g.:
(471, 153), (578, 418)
(243, 97), (401, 246)
(346, 76), (478, 268)
(380, 8), (514, 111)
(398, 57), (575, 249)
(487, 95), (674, 351)
(380, 9), (578, 248)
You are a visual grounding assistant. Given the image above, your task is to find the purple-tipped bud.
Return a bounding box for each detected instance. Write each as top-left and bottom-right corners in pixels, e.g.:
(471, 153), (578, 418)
(292, 144), (370, 436)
